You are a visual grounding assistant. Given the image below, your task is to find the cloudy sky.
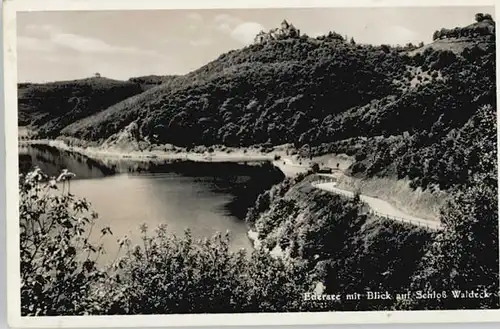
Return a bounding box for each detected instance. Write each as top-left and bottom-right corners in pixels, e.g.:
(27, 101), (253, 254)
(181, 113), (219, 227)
(17, 6), (494, 83)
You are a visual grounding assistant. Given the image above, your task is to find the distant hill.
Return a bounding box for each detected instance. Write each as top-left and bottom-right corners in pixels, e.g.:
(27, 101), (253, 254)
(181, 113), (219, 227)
(18, 77), (144, 137)
(20, 14), (496, 190)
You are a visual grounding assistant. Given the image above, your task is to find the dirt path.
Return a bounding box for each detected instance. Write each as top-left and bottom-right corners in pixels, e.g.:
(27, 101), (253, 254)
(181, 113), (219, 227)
(312, 181), (443, 231)
(21, 139), (277, 163)
(272, 158), (310, 177)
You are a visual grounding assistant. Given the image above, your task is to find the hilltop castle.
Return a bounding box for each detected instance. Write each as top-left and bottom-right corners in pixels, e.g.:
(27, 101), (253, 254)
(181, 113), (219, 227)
(254, 20), (301, 44)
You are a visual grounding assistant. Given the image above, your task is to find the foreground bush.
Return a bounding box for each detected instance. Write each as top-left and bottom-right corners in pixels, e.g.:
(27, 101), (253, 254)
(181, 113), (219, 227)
(20, 168), (312, 315)
(20, 168), (110, 316)
(92, 227), (311, 314)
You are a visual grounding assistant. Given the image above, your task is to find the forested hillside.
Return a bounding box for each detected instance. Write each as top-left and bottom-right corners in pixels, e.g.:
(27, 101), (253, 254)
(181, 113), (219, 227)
(60, 36), (398, 143)
(18, 77), (144, 137)
(19, 15), (496, 192)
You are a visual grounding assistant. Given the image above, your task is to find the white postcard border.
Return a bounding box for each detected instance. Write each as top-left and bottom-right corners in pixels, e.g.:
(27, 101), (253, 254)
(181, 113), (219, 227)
(3, 0), (500, 327)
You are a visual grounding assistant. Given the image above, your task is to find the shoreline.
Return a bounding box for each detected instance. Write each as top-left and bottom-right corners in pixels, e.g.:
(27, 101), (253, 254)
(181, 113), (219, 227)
(19, 139), (311, 178)
(20, 138), (444, 220)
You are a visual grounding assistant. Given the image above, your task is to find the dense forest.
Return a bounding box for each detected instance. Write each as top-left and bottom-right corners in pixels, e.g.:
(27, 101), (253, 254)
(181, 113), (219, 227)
(19, 14), (498, 314)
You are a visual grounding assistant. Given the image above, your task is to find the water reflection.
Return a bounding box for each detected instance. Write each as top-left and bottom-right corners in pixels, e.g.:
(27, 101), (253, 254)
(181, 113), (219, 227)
(18, 144), (284, 261)
(19, 144), (115, 179)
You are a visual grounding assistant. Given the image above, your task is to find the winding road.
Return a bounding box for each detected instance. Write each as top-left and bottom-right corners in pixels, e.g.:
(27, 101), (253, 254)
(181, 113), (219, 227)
(272, 156), (443, 231)
(311, 180), (443, 231)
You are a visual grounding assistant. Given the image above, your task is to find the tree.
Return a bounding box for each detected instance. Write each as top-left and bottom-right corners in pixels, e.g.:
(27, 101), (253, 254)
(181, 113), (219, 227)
(403, 105), (498, 310)
(432, 30), (440, 41)
(483, 13), (493, 21)
(310, 162), (320, 173)
(405, 169), (498, 309)
(353, 189), (361, 204)
(405, 42), (415, 49)
(475, 13), (485, 22)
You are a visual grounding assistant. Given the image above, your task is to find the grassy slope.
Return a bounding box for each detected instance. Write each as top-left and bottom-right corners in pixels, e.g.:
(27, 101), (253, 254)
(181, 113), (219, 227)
(408, 19), (495, 56)
(60, 33), (494, 169)
(17, 17), (497, 310)
(332, 174), (447, 220)
(26, 20), (495, 147)
(409, 37), (493, 56)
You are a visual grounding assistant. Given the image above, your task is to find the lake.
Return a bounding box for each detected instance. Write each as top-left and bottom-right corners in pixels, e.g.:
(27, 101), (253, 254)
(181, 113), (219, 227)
(19, 144), (284, 263)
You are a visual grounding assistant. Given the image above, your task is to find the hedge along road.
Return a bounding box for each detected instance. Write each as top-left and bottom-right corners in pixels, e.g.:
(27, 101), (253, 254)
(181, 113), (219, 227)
(311, 180), (443, 231)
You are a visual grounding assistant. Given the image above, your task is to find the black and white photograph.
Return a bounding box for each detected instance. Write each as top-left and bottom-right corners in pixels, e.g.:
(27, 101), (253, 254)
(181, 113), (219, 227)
(4, 0), (500, 326)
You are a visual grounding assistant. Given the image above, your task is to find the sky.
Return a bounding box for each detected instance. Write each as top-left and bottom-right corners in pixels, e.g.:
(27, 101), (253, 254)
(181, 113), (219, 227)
(17, 6), (495, 83)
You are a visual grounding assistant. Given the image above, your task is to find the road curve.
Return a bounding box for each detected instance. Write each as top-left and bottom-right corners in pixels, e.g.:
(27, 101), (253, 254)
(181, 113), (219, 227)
(312, 181), (443, 231)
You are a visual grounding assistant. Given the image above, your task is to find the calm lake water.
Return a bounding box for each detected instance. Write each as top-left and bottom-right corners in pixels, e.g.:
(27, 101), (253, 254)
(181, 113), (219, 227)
(19, 145), (284, 263)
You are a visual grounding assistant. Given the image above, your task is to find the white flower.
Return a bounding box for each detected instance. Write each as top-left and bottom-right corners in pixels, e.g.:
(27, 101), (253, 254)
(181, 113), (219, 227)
(57, 169), (76, 182)
(48, 178), (57, 188)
